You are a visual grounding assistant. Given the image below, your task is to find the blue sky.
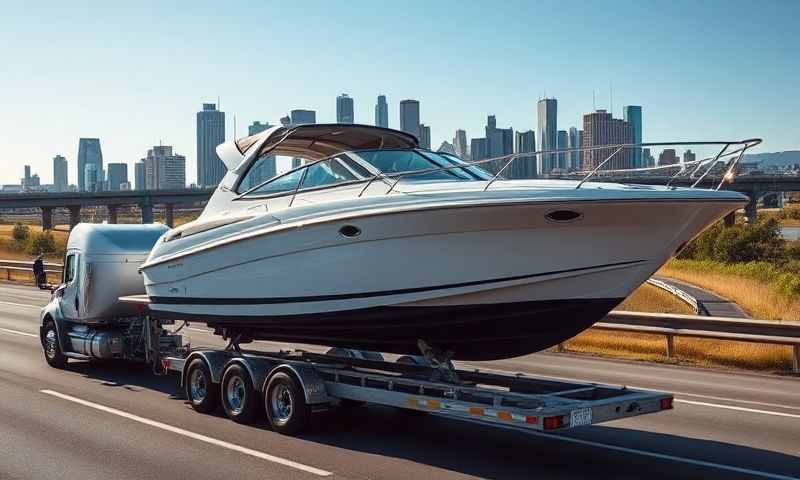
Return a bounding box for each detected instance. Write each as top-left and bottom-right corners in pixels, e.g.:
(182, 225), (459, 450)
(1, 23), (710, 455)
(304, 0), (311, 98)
(1, 0), (798, 185)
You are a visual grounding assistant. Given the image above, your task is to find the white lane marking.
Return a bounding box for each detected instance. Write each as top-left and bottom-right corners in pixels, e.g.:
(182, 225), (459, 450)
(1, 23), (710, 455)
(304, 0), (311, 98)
(463, 363), (800, 416)
(0, 300), (41, 309)
(676, 399), (800, 419)
(40, 389), (332, 477)
(453, 416), (800, 480)
(0, 327), (38, 338)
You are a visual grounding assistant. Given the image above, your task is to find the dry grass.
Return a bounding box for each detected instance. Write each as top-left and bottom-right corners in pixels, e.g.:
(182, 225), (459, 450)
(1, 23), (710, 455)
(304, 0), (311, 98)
(562, 282), (795, 371)
(658, 263), (800, 321)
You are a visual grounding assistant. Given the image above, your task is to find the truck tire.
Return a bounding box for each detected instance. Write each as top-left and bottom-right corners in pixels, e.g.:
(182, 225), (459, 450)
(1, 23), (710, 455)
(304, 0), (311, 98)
(42, 320), (67, 369)
(185, 358), (219, 414)
(221, 364), (258, 424)
(265, 371), (311, 435)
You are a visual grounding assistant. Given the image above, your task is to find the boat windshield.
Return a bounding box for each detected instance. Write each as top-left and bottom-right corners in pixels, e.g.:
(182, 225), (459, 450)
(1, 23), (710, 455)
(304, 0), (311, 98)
(349, 149), (493, 181)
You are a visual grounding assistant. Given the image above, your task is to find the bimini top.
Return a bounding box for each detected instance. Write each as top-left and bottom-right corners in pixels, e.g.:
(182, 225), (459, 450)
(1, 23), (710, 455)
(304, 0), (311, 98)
(235, 124), (419, 161)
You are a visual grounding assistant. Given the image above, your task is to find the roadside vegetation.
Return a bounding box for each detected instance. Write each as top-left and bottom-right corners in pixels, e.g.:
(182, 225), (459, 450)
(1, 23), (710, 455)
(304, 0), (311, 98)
(763, 204), (800, 227)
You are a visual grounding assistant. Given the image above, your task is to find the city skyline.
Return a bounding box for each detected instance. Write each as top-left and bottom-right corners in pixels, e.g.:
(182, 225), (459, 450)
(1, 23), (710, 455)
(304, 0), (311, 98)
(2, 1), (798, 185)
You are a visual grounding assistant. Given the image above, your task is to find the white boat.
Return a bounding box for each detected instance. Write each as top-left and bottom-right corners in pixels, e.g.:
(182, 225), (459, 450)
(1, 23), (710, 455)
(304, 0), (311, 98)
(140, 124), (756, 360)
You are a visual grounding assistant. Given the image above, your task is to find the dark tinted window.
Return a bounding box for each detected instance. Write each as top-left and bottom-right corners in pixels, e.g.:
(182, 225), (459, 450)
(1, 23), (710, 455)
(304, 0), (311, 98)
(300, 159), (358, 189)
(244, 168), (304, 196)
(63, 254), (76, 284)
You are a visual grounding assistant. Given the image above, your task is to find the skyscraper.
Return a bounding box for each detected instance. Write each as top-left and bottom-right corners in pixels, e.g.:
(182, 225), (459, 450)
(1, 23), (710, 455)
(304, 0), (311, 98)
(336, 94), (354, 123)
(537, 98), (557, 175)
(53, 155), (68, 192)
(485, 115), (514, 159)
(107, 163), (128, 191)
(84, 164), (98, 192)
(623, 106), (643, 168)
(290, 109), (316, 125)
(513, 130), (536, 178)
(135, 161), (146, 190)
(658, 149), (679, 166)
(567, 127), (582, 170)
(419, 124), (431, 149)
(248, 121), (272, 136)
(437, 141), (456, 155)
(399, 99), (420, 139)
(683, 149), (696, 165)
(144, 145), (186, 190)
(582, 110), (634, 170)
(557, 130), (568, 170)
(196, 103), (226, 187)
(375, 95), (388, 128)
(453, 129), (468, 159)
(77, 138), (103, 191)
(470, 138), (488, 162)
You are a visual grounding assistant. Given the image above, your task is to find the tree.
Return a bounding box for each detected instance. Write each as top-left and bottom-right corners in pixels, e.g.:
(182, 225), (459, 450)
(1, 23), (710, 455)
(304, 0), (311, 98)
(12, 223), (30, 243)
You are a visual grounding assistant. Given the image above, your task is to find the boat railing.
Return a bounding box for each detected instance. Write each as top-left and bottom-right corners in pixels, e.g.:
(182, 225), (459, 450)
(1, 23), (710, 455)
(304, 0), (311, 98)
(255, 138), (762, 206)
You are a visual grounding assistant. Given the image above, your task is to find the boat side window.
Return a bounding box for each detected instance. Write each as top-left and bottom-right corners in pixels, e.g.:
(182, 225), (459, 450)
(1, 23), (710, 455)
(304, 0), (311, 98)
(355, 150), (461, 181)
(243, 168), (305, 197)
(237, 153), (279, 193)
(63, 254), (76, 284)
(299, 159), (358, 189)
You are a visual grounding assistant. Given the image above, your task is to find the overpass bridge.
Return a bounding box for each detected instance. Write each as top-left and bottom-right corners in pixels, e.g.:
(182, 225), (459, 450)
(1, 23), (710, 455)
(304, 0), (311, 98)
(0, 188), (215, 229)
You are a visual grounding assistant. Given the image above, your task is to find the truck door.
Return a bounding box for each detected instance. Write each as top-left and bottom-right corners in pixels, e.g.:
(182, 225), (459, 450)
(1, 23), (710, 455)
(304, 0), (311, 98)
(59, 251), (80, 320)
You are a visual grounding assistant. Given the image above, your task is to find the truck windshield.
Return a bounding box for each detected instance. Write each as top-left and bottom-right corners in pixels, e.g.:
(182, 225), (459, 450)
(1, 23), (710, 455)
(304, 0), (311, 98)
(351, 149), (492, 181)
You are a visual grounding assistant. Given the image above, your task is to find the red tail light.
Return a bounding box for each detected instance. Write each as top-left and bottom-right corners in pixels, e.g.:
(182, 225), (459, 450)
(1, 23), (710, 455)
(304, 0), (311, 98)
(543, 415), (564, 430)
(660, 397), (673, 410)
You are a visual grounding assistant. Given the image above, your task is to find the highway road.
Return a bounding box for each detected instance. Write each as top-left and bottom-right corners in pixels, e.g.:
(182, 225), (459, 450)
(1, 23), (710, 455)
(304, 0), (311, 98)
(0, 283), (798, 479)
(654, 276), (750, 318)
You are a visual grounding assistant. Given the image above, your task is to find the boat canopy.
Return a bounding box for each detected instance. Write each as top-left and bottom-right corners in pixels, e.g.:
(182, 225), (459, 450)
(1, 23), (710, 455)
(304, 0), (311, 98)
(235, 124), (419, 161)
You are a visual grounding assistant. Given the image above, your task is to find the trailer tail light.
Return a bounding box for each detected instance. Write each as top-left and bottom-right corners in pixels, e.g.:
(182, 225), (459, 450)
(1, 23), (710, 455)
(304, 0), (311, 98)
(525, 416), (538, 425)
(660, 397), (673, 410)
(543, 415), (564, 430)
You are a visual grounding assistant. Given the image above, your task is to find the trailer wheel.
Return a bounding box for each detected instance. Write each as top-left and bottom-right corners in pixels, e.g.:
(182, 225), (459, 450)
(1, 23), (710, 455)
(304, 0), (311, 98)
(265, 371), (311, 435)
(221, 364), (258, 424)
(42, 320), (67, 369)
(185, 358), (219, 414)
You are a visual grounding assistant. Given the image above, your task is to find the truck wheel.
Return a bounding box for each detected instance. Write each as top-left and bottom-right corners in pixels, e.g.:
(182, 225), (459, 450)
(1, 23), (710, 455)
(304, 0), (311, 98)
(265, 371), (311, 435)
(185, 358), (219, 414)
(42, 320), (67, 369)
(221, 364), (258, 424)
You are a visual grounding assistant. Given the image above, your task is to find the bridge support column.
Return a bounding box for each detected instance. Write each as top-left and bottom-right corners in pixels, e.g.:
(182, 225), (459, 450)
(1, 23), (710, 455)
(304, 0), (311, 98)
(41, 207), (53, 230)
(723, 211), (736, 227)
(68, 206), (81, 230)
(108, 206), (118, 224)
(745, 192), (759, 225)
(164, 204), (175, 227)
(140, 198), (153, 224)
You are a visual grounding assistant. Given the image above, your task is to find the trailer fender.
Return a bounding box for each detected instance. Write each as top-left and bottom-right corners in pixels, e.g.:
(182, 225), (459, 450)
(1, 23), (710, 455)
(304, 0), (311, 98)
(180, 350), (234, 387)
(264, 364), (329, 405)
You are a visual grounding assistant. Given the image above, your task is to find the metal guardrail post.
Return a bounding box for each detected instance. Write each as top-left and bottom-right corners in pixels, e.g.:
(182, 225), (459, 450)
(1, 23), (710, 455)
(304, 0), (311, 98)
(666, 334), (675, 358)
(794, 345), (800, 374)
(557, 343), (565, 353)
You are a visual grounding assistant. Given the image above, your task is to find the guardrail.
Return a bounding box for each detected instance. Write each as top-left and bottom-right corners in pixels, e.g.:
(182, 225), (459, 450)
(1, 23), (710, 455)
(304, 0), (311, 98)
(0, 259), (62, 284)
(646, 278), (708, 315)
(590, 311), (800, 373)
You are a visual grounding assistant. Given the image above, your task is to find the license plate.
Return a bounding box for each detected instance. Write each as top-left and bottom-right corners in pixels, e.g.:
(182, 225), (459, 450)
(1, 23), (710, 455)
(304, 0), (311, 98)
(570, 407), (592, 427)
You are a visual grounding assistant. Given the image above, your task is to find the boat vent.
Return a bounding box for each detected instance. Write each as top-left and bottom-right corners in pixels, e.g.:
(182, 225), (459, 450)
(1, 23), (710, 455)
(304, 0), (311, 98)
(545, 210), (582, 223)
(339, 225), (361, 238)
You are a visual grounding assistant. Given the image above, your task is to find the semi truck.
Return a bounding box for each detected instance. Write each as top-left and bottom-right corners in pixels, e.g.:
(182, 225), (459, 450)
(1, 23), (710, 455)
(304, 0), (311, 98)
(39, 223), (673, 435)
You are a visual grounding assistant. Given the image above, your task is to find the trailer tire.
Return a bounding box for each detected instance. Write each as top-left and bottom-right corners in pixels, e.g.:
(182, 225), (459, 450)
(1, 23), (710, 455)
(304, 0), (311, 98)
(42, 320), (67, 369)
(265, 371), (311, 435)
(221, 364), (258, 424)
(185, 358), (219, 414)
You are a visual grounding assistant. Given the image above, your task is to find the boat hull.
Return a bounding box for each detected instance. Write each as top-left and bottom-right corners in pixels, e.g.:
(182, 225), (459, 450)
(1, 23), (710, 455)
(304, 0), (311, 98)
(142, 194), (743, 360)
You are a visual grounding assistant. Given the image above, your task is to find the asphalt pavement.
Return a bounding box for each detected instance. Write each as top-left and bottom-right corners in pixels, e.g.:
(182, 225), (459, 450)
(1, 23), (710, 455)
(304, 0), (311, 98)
(654, 276), (750, 318)
(0, 282), (797, 480)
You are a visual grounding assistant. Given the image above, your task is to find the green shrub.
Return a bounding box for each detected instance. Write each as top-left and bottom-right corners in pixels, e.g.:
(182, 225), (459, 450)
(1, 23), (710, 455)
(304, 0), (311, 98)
(679, 218), (785, 263)
(12, 223), (30, 243)
(25, 231), (57, 256)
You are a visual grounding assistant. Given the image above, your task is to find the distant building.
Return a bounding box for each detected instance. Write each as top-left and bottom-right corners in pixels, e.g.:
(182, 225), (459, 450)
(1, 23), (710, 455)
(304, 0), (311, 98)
(582, 110), (634, 170)
(642, 148), (655, 168)
(453, 129), (468, 159)
(144, 145), (186, 190)
(196, 103), (226, 187)
(437, 141), (456, 155)
(683, 149), (696, 165)
(623, 106), (643, 168)
(658, 149), (679, 166)
(23, 165), (31, 187)
(248, 121), (272, 136)
(419, 124), (431, 149)
(290, 109), (316, 125)
(568, 127), (583, 170)
(135, 161), (146, 190)
(557, 130), (568, 170)
(336, 94), (354, 124)
(84, 164), (98, 192)
(470, 137), (488, 162)
(513, 130), (536, 178)
(485, 115), (513, 160)
(374, 95), (388, 128)
(537, 98), (557, 174)
(77, 138), (103, 191)
(120, 181), (132, 191)
(399, 99), (420, 139)
(107, 163), (128, 191)
(53, 155), (68, 192)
